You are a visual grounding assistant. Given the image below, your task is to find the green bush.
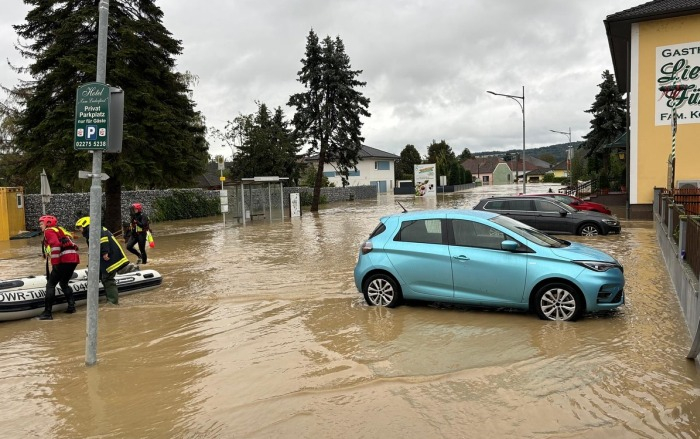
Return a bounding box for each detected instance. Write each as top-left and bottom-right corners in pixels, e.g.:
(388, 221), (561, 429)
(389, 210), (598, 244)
(299, 191), (327, 206)
(151, 190), (219, 221)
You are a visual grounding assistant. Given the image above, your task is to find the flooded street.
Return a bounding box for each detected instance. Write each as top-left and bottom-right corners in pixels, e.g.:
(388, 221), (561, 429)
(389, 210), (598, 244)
(0, 184), (698, 438)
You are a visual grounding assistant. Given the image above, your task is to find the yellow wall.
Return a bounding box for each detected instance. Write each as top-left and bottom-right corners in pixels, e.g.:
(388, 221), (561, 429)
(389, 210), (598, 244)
(0, 187), (26, 240)
(636, 15), (700, 203)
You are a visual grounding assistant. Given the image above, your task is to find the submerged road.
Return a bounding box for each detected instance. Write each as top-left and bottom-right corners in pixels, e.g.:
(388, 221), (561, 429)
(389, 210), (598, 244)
(0, 183), (698, 438)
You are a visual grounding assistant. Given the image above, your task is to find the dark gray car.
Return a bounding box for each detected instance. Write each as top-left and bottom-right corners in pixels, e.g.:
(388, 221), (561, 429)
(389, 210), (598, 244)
(473, 196), (621, 236)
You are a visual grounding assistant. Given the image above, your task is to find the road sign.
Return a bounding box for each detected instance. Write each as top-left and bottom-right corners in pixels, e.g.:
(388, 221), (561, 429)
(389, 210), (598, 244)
(78, 170), (110, 181)
(74, 82), (110, 151)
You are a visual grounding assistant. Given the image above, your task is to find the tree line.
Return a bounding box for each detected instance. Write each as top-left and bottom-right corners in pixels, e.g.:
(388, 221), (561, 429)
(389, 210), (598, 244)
(0, 1), (627, 228)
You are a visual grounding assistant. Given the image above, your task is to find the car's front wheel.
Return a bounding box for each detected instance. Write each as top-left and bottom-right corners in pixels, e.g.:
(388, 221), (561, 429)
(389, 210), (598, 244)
(363, 273), (402, 308)
(578, 223), (600, 236)
(534, 282), (583, 321)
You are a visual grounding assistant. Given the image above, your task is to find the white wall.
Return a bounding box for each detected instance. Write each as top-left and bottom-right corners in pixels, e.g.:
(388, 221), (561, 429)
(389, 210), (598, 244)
(322, 159), (394, 189)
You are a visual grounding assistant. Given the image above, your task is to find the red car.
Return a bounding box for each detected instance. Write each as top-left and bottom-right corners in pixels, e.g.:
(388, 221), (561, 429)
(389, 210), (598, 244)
(526, 193), (612, 215)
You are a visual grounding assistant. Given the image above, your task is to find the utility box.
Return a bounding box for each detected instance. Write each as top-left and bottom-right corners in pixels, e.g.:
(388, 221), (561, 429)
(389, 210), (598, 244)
(0, 187), (26, 241)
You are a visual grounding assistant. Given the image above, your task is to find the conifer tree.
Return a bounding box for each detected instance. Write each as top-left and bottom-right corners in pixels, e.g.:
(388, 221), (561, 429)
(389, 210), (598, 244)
(288, 30), (370, 211)
(229, 103), (300, 181)
(7, 0), (207, 231)
(582, 70), (626, 178)
(396, 144), (422, 181)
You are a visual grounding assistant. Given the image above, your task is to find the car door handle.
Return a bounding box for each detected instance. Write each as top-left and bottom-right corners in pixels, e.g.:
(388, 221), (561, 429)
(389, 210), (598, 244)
(453, 255), (470, 261)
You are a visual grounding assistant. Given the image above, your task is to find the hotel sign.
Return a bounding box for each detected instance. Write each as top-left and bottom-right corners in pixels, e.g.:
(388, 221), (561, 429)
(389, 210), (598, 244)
(74, 82), (110, 150)
(655, 42), (700, 126)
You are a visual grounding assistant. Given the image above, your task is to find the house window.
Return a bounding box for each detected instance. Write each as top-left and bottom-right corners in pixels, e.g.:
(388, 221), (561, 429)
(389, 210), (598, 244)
(348, 170), (360, 176)
(323, 171), (336, 178)
(375, 161), (390, 171)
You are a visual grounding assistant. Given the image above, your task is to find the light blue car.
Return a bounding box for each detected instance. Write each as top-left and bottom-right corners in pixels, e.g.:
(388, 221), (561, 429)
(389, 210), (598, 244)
(353, 209), (625, 321)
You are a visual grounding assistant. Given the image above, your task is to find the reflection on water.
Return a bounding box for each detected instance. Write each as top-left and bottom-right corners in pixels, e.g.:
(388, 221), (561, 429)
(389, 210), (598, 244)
(0, 184), (698, 438)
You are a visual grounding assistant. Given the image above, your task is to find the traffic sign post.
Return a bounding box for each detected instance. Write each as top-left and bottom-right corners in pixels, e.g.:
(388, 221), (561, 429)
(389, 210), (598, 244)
(74, 82), (110, 151)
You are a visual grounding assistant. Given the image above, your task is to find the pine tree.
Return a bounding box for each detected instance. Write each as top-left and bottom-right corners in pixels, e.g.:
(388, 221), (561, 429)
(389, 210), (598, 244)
(426, 140), (461, 184)
(230, 103), (300, 181)
(8, 0), (207, 231)
(271, 107), (302, 185)
(396, 144), (422, 181)
(582, 70), (626, 181)
(457, 148), (473, 162)
(288, 30), (370, 211)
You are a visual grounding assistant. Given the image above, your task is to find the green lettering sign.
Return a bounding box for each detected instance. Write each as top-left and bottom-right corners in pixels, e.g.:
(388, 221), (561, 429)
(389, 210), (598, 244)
(74, 82), (110, 151)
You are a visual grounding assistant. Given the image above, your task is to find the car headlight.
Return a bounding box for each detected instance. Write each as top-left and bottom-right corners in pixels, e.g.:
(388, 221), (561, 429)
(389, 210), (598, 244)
(574, 261), (620, 272)
(602, 219), (618, 225)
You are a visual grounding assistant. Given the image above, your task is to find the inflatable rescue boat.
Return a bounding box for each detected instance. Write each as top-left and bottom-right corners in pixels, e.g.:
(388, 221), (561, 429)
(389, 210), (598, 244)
(0, 266), (162, 321)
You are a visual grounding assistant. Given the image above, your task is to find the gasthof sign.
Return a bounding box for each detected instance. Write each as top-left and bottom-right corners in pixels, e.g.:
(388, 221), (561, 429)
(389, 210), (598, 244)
(74, 82), (110, 151)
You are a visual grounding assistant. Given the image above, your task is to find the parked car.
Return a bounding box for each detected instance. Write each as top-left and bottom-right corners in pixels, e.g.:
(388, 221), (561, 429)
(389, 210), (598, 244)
(353, 209), (624, 321)
(473, 196), (621, 236)
(524, 193), (612, 215)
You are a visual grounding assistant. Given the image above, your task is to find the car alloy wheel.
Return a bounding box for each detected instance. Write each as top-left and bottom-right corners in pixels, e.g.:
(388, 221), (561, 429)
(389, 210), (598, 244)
(363, 273), (401, 308)
(578, 224), (600, 236)
(535, 283), (582, 321)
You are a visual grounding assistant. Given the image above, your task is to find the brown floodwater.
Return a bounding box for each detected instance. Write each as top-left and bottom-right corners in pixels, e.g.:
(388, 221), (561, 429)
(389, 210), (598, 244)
(0, 184), (698, 438)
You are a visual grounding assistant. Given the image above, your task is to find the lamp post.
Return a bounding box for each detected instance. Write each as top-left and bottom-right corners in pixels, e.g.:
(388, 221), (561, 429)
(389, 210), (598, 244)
(488, 86), (525, 194)
(659, 84), (690, 191)
(549, 128), (572, 193)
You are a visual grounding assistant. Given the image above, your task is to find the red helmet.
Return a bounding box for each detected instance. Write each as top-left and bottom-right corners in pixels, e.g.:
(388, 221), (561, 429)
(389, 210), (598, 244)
(130, 203), (143, 214)
(39, 215), (57, 227)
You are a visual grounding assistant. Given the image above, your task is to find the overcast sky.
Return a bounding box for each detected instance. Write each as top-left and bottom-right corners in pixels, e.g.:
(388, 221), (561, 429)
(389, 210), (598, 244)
(1, 0), (643, 159)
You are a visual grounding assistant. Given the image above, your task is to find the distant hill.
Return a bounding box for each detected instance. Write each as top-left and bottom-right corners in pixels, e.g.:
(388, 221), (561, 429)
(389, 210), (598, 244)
(474, 141), (584, 163)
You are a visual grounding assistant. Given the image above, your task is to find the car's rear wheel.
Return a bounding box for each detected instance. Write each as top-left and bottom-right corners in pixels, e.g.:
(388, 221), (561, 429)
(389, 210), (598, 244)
(363, 273), (402, 308)
(578, 223), (600, 236)
(535, 282), (583, 321)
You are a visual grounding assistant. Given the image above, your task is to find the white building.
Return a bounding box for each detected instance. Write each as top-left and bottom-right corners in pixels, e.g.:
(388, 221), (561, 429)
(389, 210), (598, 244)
(308, 145), (399, 193)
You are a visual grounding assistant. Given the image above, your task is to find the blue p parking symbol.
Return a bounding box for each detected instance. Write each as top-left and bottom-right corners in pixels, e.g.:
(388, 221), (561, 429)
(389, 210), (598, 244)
(86, 125), (97, 140)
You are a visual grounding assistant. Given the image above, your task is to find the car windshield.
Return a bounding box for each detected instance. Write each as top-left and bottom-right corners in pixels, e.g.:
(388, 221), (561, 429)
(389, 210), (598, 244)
(489, 215), (569, 248)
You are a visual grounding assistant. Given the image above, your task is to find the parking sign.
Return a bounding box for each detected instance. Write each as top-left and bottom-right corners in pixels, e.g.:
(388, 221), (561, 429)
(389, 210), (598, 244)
(74, 82), (110, 150)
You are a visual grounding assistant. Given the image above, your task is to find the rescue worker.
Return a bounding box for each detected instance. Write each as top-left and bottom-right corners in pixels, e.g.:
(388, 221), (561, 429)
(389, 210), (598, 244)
(75, 217), (129, 305)
(38, 215), (80, 320)
(126, 203), (150, 264)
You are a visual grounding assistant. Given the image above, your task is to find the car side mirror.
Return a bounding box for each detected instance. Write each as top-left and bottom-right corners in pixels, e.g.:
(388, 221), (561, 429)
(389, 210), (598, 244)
(559, 210), (568, 217)
(501, 240), (519, 251)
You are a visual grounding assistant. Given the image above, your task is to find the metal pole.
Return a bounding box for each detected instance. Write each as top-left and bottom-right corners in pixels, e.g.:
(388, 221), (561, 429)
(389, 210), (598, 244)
(241, 182), (246, 225)
(279, 182), (284, 220)
(221, 171), (225, 225)
(486, 87), (525, 193)
(671, 103), (677, 191)
(549, 128), (572, 193)
(658, 84), (690, 191)
(568, 128), (573, 192)
(521, 85), (526, 195)
(268, 182), (272, 221)
(86, 0), (109, 366)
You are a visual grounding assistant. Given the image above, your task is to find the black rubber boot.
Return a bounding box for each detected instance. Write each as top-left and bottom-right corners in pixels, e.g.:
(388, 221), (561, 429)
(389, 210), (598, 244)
(38, 286), (55, 320)
(64, 286), (76, 314)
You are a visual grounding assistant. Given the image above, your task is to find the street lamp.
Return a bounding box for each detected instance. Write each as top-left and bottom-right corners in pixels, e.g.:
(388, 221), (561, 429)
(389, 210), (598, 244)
(488, 86), (525, 194)
(549, 128), (572, 193)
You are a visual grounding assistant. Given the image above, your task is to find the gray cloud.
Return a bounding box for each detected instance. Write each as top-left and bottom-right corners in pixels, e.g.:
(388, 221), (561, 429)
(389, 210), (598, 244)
(1, 0), (642, 158)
